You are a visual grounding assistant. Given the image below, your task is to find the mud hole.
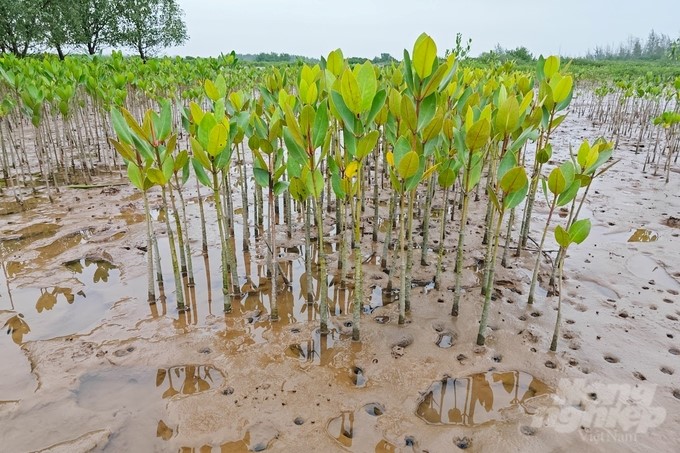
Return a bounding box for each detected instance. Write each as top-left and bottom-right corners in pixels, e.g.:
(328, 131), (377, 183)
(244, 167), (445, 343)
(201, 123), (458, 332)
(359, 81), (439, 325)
(1, 107), (680, 452)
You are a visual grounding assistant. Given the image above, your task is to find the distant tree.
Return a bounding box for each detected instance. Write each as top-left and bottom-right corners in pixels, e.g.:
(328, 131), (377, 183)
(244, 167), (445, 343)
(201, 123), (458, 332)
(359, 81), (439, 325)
(632, 38), (642, 59)
(71, 0), (118, 55)
(40, 0), (79, 59)
(114, 0), (188, 61)
(506, 46), (534, 62)
(372, 53), (395, 64)
(0, 0), (41, 57)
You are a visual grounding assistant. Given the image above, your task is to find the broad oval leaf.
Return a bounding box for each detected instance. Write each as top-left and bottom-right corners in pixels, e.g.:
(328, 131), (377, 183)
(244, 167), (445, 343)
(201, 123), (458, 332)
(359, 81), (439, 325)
(500, 166), (528, 194)
(568, 218), (591, 245)
(397, 151), (419, 179)
(412, 33), (437, 80)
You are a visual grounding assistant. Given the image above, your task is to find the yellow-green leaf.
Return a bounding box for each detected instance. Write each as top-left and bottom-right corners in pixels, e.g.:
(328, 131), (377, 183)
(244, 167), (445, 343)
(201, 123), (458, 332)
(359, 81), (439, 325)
(397, 151), (419, 179)
(412, 33), (437, 80)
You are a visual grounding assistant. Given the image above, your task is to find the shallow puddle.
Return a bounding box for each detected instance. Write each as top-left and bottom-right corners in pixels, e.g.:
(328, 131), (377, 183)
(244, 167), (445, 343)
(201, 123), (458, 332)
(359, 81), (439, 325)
(286, 328), (339, 365)
(1, 259), (122, 344)
(628, 228), (659, 242)
(76, 365), (224, 450)
(363, 286), (397, 314)
(416, 371), (552, 426)
(436, 332), (455, 348)
(327, 404), (396, 451)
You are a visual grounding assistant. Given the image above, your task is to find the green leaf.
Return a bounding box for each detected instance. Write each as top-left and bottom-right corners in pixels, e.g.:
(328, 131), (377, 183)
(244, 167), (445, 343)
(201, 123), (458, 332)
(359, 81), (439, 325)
(553, 75), (573, 104)
(313, 102), (329, 149)
(366, 89), (387, 126)
(111, 108), (133, 145)
(284, 127), (307, 167)
(466, 152), (484, 191)
(413, 33), (437, 80)
(465, 118), (490, 151)
(356, 130), (380, 159)
(274, 180), (289, 196)
(497, 150), (517, 181)
(341, 69), (362, 115)
(156, 102), (172, 141)
(554, 225), (570, 248)
(556, 180), (580, 207)
(417, 94), (437, 133)
(393, 136), (411, 166)
(253, 167), (270, 187)
(495, 96), (520, 136)
(568, 218), (591, 244)
(487, 185), (500, 212)
(356, 62), (377, 113)
(127, 163), (144, 190)
(192, 159), (212, 187)
(403, 50), (415, 96)
(190, 137), (211, 170)
(205, 79), (220, 101)
(437, 167), (456, 187)
(499, 166), (528, 194)
(398, 151), (419, 179)
(544, 56), (560, 79)
(147, 168), (166, 186)
(330, 90), (356, 134)
(547, 167), (566, 195)
(207, 124), (229, 157)
(162, 155), (174, 182)
(504, 183), (528, 210)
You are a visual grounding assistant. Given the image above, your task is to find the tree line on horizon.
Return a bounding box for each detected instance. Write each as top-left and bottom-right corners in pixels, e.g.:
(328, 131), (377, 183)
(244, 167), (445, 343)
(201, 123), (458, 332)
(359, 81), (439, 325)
(0, 0), (187, 61)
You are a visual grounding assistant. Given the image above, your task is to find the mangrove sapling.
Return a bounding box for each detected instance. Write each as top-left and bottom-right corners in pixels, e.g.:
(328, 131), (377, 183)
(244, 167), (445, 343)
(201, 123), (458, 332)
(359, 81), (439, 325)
(433, 153), (460, 289)
(397, 33), (455, 310)
(527, 161), (578, 305)
(249, 102), (289, 322)
(171, 150), (195, 286)
(109, 107), (157, 303)
(189, 76), (237, 313)
(546, 139), (616, 292)
(550, 218), (591, 351)
(328, 57), (385, 339)
(653, 111), (680, 183)
(517, 57), (573, 256)
(451, 118), (490, 317)
(477, 165), (529, 346)
(284, 64), (332, 334)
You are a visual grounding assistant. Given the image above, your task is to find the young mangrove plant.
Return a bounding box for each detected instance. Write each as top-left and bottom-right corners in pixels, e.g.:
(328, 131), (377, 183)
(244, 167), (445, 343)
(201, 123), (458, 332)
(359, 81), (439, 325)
(328, 57), (386, 340)
(551, 218), (591, 351)
(189, 75), (237, 313)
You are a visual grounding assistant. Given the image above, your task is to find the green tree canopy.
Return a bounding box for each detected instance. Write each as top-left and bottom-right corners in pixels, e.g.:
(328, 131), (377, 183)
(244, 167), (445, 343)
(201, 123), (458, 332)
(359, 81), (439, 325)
(115, 0), (188, 61)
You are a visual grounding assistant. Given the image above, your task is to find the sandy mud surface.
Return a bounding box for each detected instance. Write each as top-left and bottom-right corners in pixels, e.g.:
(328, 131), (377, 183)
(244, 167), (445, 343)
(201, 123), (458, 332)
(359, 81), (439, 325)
(1, 99), (679, 452)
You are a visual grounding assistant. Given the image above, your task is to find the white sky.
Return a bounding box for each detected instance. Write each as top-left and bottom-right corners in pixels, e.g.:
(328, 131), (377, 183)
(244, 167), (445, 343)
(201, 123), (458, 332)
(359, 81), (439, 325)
(167, 0), (680, 58)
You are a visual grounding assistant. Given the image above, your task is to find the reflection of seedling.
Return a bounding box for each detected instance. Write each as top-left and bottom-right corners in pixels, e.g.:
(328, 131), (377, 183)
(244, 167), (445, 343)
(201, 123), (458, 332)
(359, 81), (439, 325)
(4, 313), (30, 344)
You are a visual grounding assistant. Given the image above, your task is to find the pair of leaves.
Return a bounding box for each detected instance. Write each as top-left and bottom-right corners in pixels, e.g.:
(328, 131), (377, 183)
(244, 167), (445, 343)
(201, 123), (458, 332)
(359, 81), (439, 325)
(555, 219), (591, 248)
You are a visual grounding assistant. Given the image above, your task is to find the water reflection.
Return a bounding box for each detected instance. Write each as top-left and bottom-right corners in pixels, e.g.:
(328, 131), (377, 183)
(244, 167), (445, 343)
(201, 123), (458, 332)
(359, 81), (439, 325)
(286, 328), (339, 365)
(416, 371), (552, 426)
(326, 404), (395, 452)
(3, 313), (30, 344)
(627, 228), (659, 242)
(156, 365), (224, 399)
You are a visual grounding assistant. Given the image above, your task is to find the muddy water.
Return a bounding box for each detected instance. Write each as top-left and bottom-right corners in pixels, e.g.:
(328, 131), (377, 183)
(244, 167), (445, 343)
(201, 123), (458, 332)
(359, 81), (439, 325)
(326, 403), (396, 451)
(416, 372), (552, 426)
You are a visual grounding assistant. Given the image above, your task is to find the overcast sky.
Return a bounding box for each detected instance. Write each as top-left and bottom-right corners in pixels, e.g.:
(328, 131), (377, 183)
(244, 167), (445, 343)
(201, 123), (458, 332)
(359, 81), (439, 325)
(167, 0), (680, 58)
